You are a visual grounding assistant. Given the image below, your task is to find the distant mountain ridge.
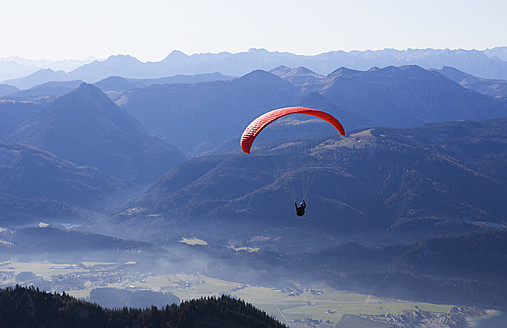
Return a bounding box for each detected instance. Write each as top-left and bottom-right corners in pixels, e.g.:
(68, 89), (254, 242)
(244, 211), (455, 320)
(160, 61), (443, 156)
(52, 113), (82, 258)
(3, 47), (507, 88)
(117, 65), (507, 155)
(117, 70), (304, 153)
(0, 56), (93, 81)
(1, 72), (235, 97)
(434, 66), (507, 99)
(2, 68), (69, 90)
(5, 65), (505, 156)
(319, 65), (507, 126)
(0, 84), (19, 97)
(6, 80), (84, 99)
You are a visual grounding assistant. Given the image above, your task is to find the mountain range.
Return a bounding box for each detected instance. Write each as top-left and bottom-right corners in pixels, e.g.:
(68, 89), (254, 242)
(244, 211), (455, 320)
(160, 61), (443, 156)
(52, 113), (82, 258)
(0, 56), (93, 82)
(2, 47), (507, 89)
(316, 65), (507, 126)
(117, 65), (507, 153)
(115, 119), (507, 249)
(1, 65), (506, 230)
(1, 60), (507, 311)
(1, 73), (235, 100)
(117, 70), (304, 152)
(6, 83), (186, 183)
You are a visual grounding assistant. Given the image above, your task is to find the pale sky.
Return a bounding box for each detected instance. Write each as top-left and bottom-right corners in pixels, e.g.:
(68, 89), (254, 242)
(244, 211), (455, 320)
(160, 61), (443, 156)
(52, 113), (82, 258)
(2, 0), (507, 61)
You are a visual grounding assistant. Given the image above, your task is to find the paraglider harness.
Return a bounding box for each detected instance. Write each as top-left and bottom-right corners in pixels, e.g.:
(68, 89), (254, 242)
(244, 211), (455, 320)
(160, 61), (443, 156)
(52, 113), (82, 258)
(295, 200), (306, 217)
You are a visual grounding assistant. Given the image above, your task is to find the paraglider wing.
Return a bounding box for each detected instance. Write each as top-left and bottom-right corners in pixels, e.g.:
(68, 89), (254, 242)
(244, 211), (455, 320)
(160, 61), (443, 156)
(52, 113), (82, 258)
(240, 107), (346, 154)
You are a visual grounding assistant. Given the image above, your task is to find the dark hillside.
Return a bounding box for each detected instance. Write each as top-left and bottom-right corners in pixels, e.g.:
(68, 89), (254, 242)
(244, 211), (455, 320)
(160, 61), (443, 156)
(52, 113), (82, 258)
(391, 229), (507, 282)
(0, 142), (129, 226)
(0, 286), (286, 328)
(116, 119), (507, 247)
(0, 99), (47, 139)
(205, 229), (507, 309)
(0, 226), (158, 262)
(325, 229), (507, 308)
(0, 192), (81, 227)
(388, 118), (507, 180)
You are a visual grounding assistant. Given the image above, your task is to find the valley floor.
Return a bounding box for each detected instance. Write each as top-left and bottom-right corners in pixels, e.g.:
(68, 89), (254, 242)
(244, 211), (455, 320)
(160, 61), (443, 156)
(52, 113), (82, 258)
(0, 258), (493, 328)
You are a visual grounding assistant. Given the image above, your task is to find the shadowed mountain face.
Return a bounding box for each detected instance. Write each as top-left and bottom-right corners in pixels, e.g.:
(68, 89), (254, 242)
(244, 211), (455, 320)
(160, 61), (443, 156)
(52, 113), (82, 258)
(0, 226), (157, 259)
(0, 143), (130, 226)
(7, 83), (186, 183)
(276, 229), (507, 308)
(117, 119), (507, 245)
(0, 99), (48, 139)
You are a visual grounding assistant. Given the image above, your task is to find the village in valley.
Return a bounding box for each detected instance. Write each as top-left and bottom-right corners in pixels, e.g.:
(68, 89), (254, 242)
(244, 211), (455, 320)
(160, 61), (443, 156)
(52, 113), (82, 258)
(0, 258), (489, 328)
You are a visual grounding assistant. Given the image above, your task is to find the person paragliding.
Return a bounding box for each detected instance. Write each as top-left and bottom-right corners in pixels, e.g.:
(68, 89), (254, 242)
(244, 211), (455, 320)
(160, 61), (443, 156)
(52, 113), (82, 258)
(240, 107), (345, 217)
(295, 200), (306, 217)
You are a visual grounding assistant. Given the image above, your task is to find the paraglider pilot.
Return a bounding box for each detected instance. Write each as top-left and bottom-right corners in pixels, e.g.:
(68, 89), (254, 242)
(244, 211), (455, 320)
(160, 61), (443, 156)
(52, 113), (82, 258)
(295, 200), (306, 217)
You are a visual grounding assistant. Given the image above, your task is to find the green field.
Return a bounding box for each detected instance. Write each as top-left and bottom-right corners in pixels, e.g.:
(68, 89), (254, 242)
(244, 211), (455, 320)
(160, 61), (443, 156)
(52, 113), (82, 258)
(121, 274), (454, 326)
(180, 237), (208, 246)
(228, 245), (260, 253)
(0, 260), (89, 277)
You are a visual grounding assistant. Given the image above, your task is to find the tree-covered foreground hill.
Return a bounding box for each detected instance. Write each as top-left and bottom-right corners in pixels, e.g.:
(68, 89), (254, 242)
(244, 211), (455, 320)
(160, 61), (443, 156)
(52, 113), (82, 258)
(0, 285), (286, 328)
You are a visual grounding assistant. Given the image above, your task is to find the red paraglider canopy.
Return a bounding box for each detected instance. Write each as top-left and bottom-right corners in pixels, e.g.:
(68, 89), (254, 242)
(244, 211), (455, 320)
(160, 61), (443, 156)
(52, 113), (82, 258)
(240, 107), (346, 154)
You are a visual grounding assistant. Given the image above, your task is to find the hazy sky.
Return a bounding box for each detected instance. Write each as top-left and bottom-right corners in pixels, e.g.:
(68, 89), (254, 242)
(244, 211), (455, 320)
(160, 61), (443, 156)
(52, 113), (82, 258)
(2, 0), (506, 61)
